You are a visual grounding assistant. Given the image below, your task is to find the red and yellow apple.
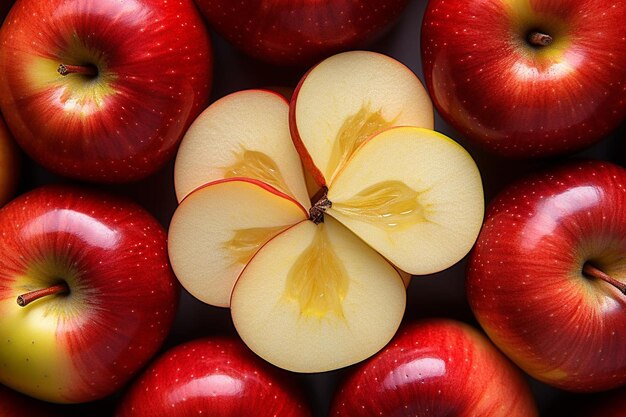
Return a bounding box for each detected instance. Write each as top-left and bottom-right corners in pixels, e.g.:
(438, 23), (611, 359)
(421, 0), (626, 157)
(0, 186), (179, 403)
(468, 160), (626, 391)
(0, 0), (212, 182)
(169, 51), (484, 373)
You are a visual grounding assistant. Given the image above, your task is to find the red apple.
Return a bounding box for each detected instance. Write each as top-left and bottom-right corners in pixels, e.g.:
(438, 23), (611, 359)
(194, 0), (408, 66)
(116, 337), (311, 417)
(421, 0), (626, 157)
(330, 319), (538, 416)
(467, 160), (626, 391)
(0, 115), (19, 206)
(0, 384), (62, 417)
(0, 0), (212, 182)
(0, 185), (179, 403)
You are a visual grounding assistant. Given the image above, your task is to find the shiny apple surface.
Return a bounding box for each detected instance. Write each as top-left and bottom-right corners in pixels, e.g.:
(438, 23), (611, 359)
(421, 0), (626, 157)
(468, 160), (626, 391)
(331, 319), (538, 416)
(116, 338), (311, 417)
(0, 185), (179, 403)
(0, 0), (212, 182)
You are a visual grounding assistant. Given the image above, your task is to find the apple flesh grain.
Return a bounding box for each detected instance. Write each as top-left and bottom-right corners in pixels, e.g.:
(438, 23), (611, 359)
(0, 115), (19, 206)
(331, 319), (538, 416)
(0, 0), (212, 182)
(194, 0), (409, 66)
(169, 51), (484, 373)
(467, 160), (626, 392)
(116, 338), (311, 417)
(421, 0), (626, 157)
(0, 186), (179, 403)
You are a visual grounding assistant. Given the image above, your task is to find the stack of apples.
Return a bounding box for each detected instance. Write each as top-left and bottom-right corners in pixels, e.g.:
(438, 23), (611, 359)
(0, 0), (625, 415)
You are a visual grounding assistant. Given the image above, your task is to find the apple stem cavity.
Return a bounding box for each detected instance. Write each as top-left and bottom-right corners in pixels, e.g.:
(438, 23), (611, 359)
(16, 282), (70, 307)
(527, 31), (553, 47)
(57, 63), (98, 77)
(583, 263), (626, 295)
(309, 187), (332, 224)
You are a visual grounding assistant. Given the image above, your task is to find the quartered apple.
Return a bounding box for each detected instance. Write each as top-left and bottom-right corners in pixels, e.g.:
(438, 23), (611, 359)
(169, 51), (484, 373)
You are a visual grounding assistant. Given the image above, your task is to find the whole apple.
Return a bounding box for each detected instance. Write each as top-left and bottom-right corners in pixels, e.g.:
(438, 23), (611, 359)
(467, 160), (626, 391)
(0, 0), (212, 182)
(116, 337), (311, 417)
(0, 185), (179, 403)
(331, 319), (538, 416)
(421, 0), (626, 157)
(0, 115), (19, 206)
(194, 0), (408, 66)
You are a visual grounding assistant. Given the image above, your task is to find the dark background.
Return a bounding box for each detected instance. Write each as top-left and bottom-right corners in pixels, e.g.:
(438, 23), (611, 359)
(4, 0), (626, 415)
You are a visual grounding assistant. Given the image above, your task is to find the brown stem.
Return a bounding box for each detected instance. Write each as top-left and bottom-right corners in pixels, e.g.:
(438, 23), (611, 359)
(309, 187), (331, 224)
(583, 263), (626, 295)
(527, 31), (553, 47)
(57, 63), (98, 77)
(17, 283), (69, 307)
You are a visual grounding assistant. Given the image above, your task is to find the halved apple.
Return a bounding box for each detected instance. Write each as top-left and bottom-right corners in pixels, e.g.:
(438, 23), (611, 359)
(290, 50), (434, 187)
(174, 90), (310, 207)
(168, 51), (482, 373)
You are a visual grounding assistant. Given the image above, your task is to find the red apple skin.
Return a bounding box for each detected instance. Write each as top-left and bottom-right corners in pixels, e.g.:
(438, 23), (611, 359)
(421, 0), (626, 158)
(0, 115), (20, 207)
(0, 185), (179, 403)
(467, 160), (626, 392)
(0, 0), (212, 182)
(0, 384), (62, 417)
(330, 319), (538, 417)
(194, 0), (408, 66)
(116, 338), (312, 417)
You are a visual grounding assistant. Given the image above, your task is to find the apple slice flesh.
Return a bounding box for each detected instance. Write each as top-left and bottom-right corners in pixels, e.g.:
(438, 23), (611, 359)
(231, 216), (406, 373)
(327, 126), (484, 275)
(290, 51), (434, 186)
(174, 89), (309, 207)
(168, 179), (308, 307)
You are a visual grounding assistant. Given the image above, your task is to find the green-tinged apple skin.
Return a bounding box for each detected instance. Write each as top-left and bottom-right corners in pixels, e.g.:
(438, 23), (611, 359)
(467, 160), (626, 392)
(0, 115), (19, 206)
(193, 0), (408, 66)
(421, 0), (626, 157)
(116, 338), (312, 417)
(0, 185), (179, 403)
(0, 384), (62, 417)
(330, 319), (538, 417)
(0, 0), (212, 182)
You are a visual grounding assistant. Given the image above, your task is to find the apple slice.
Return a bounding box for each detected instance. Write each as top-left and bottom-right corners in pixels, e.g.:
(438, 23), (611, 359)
(326, 127), (484, 275)
(231, 216), (406, 373)
(290, 51), (434, 186)
(168, 179), (308, 307)
(174, 90), (309, 207)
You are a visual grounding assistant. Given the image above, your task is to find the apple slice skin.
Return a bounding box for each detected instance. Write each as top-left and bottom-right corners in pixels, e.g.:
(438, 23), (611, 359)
(231, 216), (406, 373)
(467, 160), (626, 392)
(290, 51), (434, 187)
(116, 338), (311, 417)
(168, 178), (308, 308)
(421, 0), (626, 157)
(0, 186), (179, 403)
(331, 319), (538, 417)
(0, 0), (212, 182)
(193, 0), (408, 66)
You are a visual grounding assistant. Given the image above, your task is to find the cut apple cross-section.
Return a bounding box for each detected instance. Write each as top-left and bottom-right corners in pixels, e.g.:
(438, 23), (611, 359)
(169, 50), (484, 373)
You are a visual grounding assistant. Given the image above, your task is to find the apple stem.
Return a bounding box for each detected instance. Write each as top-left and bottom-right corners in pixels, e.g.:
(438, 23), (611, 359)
(16, 283), (69, 307)
(309, 187), (332, 224)
(583, 263), (626, 295)
(527, 31), (553, 47)
(57, 64), (98, 77)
